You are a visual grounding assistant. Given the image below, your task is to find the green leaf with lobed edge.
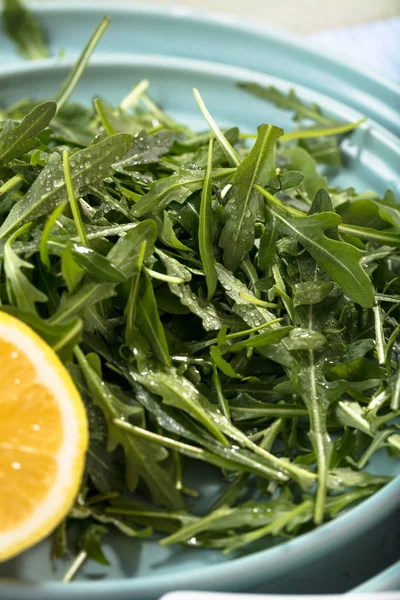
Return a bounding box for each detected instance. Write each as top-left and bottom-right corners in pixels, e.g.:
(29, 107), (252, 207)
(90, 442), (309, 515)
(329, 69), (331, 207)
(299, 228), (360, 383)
(157, 249), (222, 331)
(0, 102), (56, 165)
(238, 83), (333, 125)
(76, 348), (182, 509)
(122, 376), (285, 481)
(0, 134), (132, 239)
(50, 220), (157, 324)
(78, 524), (110, 566)
(273, 211), (375, 307)
(220, 124), (282, 271)
(131, 167), (234, 217)
(113, 130), (175, 169)
(4, 231), (48, 315)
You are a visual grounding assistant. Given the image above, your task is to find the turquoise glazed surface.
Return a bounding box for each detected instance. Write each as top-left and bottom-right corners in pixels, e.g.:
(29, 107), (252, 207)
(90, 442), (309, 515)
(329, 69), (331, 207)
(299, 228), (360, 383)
(0, 2), (399, 135)
(0, 5), (400, 598)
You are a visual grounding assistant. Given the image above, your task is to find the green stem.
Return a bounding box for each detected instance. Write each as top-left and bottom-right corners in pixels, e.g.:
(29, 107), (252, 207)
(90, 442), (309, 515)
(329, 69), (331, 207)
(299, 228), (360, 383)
(223, 500), (312, 554)
(144, 266), (185, 284)
(113, 419), (283, 481)
(232, 428), (316, 487)
(62, 150), (89, 247)
(240, 118), (366, 142)
(391, 371), (400, 411)
(39, 203), (66, 268)
(93, 98), (116, 135)
(280, 118), (366, 142)
(0, 174), (24, 198)
(160, 506), (231, 546)
(141, 93), (186, 132)
(373, 304), (386, 365)
(212, 362), (231, 422)
(86, 491), (120, 505)
(105, 507), (192, 521)
(62, 550), (87, 583)
(239, 292), (278, 308)
(120, 79), (149, 111)
(188, 318), (282, 353)
(113, 419), (222, 461)
(193, 88), (240, 166)
(52, 319), (82, 353)
(256, 184), (400, 249)
(54, 17), (110, 112)
(340, 224), (400, 247)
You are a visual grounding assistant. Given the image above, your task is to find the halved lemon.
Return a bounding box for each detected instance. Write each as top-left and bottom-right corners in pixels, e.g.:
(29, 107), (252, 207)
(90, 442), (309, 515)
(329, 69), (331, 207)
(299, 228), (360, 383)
(0, 311), (88, 562)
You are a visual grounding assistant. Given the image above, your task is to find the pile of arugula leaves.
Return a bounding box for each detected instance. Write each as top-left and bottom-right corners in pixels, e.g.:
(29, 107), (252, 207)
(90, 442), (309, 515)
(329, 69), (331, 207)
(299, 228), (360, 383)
(2, 0), (400, 580)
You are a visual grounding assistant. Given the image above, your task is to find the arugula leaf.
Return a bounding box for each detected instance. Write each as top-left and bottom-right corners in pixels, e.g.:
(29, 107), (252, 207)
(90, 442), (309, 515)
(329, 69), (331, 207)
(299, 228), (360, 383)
(131, 168), (206, 217)
(157, 250), (222, 330)
(238, 83), (333, 125)
(0, 102), (56, 165)
(230, 393), (308, 422)
(258, 212), (279, 270)
(137, 271), (172, 367)
(71, 245), (126, 283)
(76, 348), (182, 509)
(215, 262), (278, 327)
(50, 221), (156, 325)
(114, 130), (175, 168)
(78, 524), (110, 565)
(272, 211), (374, 307)
(210, 345), (241, 378)
(156, 211), (193, 253)
(135, 367), (229, 446)
(220, 124), (282, 271)
(50, 282), (116, 325)
(122, 377), (283, 481)
(199, 135), (217, 299)
(86, 439), (126, 495)
(0, 134), (132, 238)
(282, 146), (328, 198)
(108, 220), (157, 277)
(222, 499), (313, 554)
(4, 227), (47, 315)
(2, 0), (49, 59)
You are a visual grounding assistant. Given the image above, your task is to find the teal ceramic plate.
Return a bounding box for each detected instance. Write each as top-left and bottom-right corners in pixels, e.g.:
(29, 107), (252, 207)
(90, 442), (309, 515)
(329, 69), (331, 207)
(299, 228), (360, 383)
(1, 2), (400, 135)
(0, 54), (399, 599)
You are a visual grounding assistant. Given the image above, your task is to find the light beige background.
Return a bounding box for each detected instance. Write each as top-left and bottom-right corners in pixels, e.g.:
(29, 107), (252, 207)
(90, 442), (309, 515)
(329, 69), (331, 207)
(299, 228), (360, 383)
(68, 0), (400, 33)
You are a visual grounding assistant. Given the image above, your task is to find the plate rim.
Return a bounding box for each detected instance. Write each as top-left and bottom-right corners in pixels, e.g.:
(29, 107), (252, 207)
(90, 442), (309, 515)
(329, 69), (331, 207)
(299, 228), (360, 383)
(18, 0), (400, 96)
(0, 52), (399, 158)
